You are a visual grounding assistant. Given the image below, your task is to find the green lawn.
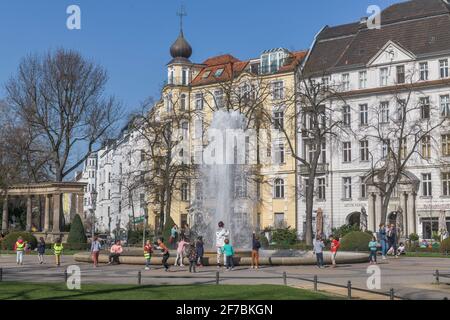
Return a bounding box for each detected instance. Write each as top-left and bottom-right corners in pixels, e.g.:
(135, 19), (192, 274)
(0, 282), (334, 300)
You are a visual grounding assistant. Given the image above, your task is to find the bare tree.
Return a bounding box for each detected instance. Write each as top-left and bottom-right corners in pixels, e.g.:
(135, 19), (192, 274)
(5, 49), (121, 182)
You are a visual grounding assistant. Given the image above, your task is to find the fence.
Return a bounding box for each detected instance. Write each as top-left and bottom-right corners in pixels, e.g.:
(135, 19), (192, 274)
(0, 267), (410, 300)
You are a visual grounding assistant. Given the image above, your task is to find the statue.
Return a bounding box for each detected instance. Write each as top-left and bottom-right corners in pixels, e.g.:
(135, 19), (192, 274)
(360, 207), (368, 231)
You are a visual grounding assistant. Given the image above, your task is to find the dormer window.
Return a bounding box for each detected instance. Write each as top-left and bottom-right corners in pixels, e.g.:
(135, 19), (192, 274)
(260, 49), (289, 74)
(214, 68), (224, 77)
(202, 71), (211, 79)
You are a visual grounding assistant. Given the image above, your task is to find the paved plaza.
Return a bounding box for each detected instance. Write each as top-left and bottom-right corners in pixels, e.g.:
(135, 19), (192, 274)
(0, 254), (449, 300)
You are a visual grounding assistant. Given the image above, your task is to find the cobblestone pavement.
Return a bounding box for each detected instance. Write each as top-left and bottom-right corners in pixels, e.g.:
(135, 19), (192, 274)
(0, 254), (449, 300)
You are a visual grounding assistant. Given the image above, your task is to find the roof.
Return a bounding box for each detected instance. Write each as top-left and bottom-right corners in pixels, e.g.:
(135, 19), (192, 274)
(305, 0), (450, 75)
(191, 51), (307, 86)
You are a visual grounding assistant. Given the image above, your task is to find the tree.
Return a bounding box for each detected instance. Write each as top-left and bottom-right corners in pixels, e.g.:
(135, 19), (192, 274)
(67, 214), (87, 244)
(5, 49), (121, 182)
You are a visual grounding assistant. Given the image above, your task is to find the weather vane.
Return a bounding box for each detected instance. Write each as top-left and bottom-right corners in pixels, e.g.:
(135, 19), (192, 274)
(177, 3), (187, 32)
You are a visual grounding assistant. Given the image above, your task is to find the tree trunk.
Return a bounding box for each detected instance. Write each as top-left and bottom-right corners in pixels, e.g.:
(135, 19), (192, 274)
(304, 174), (316, 246)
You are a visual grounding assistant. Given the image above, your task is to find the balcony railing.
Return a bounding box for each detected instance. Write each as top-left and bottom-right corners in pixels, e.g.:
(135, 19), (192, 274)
(299, 163), (329, 176)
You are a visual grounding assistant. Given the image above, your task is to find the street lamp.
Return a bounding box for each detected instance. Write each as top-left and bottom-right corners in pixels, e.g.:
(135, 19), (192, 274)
(90, 189), (98, 239)
(143, 207), (149, 247)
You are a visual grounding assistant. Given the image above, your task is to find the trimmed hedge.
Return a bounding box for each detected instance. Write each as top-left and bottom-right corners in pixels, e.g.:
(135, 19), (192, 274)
(67, 214), (87, 245)
(1, 232), (37, 250)
(340, 231), (373, 252)
(441, 238), (450, 254)
(271, 228), (298, 246)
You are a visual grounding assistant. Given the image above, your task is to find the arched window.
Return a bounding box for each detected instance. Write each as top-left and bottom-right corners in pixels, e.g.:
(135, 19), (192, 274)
(181, 182), (189, 201)
(180, 94), (187, 111)
(274, 178), (285, 199)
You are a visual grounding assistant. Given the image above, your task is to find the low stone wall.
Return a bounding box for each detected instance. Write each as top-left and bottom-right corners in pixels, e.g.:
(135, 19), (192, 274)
(74, 251), (369, 266)
(32, 232), (69, 243)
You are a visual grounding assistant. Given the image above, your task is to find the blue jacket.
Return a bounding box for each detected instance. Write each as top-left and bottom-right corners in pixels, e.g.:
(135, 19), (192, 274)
(378, 227), (387, 241)
(37, 241), (46, 254)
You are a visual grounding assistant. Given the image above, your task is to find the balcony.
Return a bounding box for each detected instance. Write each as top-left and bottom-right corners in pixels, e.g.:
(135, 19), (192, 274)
(298, 163), (329, 177)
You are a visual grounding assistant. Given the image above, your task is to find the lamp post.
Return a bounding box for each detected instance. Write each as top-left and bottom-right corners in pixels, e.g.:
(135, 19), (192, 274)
(90, 189), (98, 239)
(143, 207), (149, 248)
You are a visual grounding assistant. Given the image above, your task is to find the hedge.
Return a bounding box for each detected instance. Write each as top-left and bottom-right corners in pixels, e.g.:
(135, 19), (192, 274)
(441, 238), (450, 254)
(339, 231), (373, 252)
(1, 232), (37, 250)
(67, 214), (87, 245)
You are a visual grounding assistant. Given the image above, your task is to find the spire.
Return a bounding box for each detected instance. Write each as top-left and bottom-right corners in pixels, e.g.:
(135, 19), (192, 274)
(169, 4), (192, 61)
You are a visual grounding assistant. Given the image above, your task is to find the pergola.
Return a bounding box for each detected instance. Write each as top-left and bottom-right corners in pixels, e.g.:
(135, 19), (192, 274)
(1, 182), (87, 234)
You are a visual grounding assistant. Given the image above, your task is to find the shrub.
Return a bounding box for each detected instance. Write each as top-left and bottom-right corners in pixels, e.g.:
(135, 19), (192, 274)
(340, 231), (373, 252)
(441, 238), (450, 254)
(127, 229), (154, 246)
(331, 224), (363, 239)
(67, 214), (87, 245)
(63, 243), (90, 251)
(271, 227), (298, 246)
(259, 234), (269, 249)
(1, 231), (37, 250)
(409, 233), (419, 242)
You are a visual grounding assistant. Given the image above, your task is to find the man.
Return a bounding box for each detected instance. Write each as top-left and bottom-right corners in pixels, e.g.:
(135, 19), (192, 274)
(313, 235), (325, 268)
(215, 221), (230, 268)
(108, 240), (123, 265)
(170, 224), (179, 249)
(329, 235), (340, 268)
(387, 224), (398, 258)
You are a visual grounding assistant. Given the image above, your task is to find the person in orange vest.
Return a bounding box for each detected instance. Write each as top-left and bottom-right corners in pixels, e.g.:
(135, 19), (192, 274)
(14, 237), (26, 265)
(144, 240), (153, 270)
(53, 238), (64, 267)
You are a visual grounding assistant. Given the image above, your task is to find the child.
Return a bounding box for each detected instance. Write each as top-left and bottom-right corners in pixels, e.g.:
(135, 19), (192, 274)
(196, 236), (204, 267)
(397, 242), (406, 256)
(144, 240), (153, 270)
(187, 242), (197, 273)
(251, 232), (261, 269)
(329, 235), (340, 268)
(368, 236), (379, 264)
(222, 239), (235, 271)
(14, 237), (26, 265)
(174, 237), (188, 267)
(53, 238), (64, 267)
(37, 237), (46, 264)
(157, 237), (170, 272)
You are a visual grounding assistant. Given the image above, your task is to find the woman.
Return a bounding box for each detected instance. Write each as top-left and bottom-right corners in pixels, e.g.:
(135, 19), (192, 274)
(90, 236), (102, 268)
(251, 232), (261, 269)
(157, 237), (170, 272)
(37, 237), (46, 264)
(169, 224), (179, 249)
(378, 223), (388, 260)
(196, 236), (204, 267)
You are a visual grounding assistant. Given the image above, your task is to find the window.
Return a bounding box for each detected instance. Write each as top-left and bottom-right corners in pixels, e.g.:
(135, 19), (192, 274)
(358, 71), (367, 89)
(440, 59), (449, 79)
(180, 94), (187, 111)
(140, 194), (145, 208)
(343, 177), (352, 199)
(396, 65), (405, 84)
(441, 95), (450, 117)
(360, 140), (369, 161)
(360, 177), (367, 199)
(272, 81), (284, 100)
(108, 172), (111, 183)
(380, 67), (388, 86)
(321, 142), (327, 164)
(422, 173), (432, 197)
(442, 173), (450, 196)
(181, 121), (189, 139)
(359, 104), (368, 125)
(274, 111), (284, 130)
(421, 135), (431, 159)
(168, 68), (174, 84)
(380, 101), (390, 123)
(166, 94), (173, 112)
(400, 137), (407, 159)
(274, 213), (286, 229)
(321, 77), (330, 90)
(140, 149), (145, 162)
(382, 139), (390, 159)
(396, 99), (406, 121)
(182, 68), (189, 85)
(420, 97), (430, 119)
(306, 143), (316, 163)
(443, 134), (450, 156)
(317, 178), (326, 200)
(274, 178), (285, 198)
(235, 175), (248, 198)
(214, 90), (224, 108)
(214, 68), (224, 77)
(181, 183), (189, 201)
(202, 70), (211, 79)
(342, 73), (350, 91)
(108, 189), (111, 200)
(343, 105), (351, 126)
(419, 62), (429, 81)
(195, 182), (203, 200)
(343, 142), (352, 163)
(274, 143), (285, 164)
(195, 93), (203, 110)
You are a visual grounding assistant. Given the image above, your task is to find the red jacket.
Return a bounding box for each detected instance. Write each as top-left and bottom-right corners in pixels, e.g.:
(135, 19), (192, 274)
(331, 239), (340, 253)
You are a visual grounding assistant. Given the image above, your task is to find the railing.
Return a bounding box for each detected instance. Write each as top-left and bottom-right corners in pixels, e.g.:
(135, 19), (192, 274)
(298, 163), (329, 176)
(0, 267), (412, 300)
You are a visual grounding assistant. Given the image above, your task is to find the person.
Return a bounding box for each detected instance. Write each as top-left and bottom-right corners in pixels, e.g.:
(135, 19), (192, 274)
(368, 236), (379, 264)
(108, 240), (123, 265)
(222, 238), (235, 271)
(157, 237), (170, 272)
(196, 236), (204, 267)
(53, 238), (64, 267)
(169, 224), (179, 249)
(378, 223), (388, 260)
(187, 241), (197, 273)
(251, 232), (261, 269)
(184, 224), (191, 241)
(329, 235), (340, 268)
(14, 236), (26, 265)
(36, 237), (46, 264)
(144, 240), (153, 270)
(90, 236), (102, 268)
(216, 221), (230, 268)
(397, 242), (406, 256)
(313, 235), (325, 268)
(387, 224), (399, 258)
(174, 237), (188, 267)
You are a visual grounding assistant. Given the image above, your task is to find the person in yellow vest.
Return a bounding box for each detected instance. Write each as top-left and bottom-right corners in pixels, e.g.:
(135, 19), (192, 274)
(53, 238), (64, 266)
(14, 237), (26, 265)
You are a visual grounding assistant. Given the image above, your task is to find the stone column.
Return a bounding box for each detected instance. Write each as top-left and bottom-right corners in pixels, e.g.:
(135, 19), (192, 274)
(375, 193), (383, 228)
(52, 193), (61, 233)
(1, 196), (8, 233)
(407, 192), (416, 235)
(400, 192), (408, 236)
(26, 195), (33, 232)
(368, 193), (376, 232)
(44, 194), (51, 232)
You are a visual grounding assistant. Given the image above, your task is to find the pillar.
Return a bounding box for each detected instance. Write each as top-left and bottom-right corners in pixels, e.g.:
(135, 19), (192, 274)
(401, 192), (408, 236)
(1, 196), (8, 233)
(375, 193), (383, 228)
(44, 194), (51, 232)
(26, 195), (32, 232)
(52, 193), (61, 233)
(407, 192), (416, 236)
(368, 193), (376, 232)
